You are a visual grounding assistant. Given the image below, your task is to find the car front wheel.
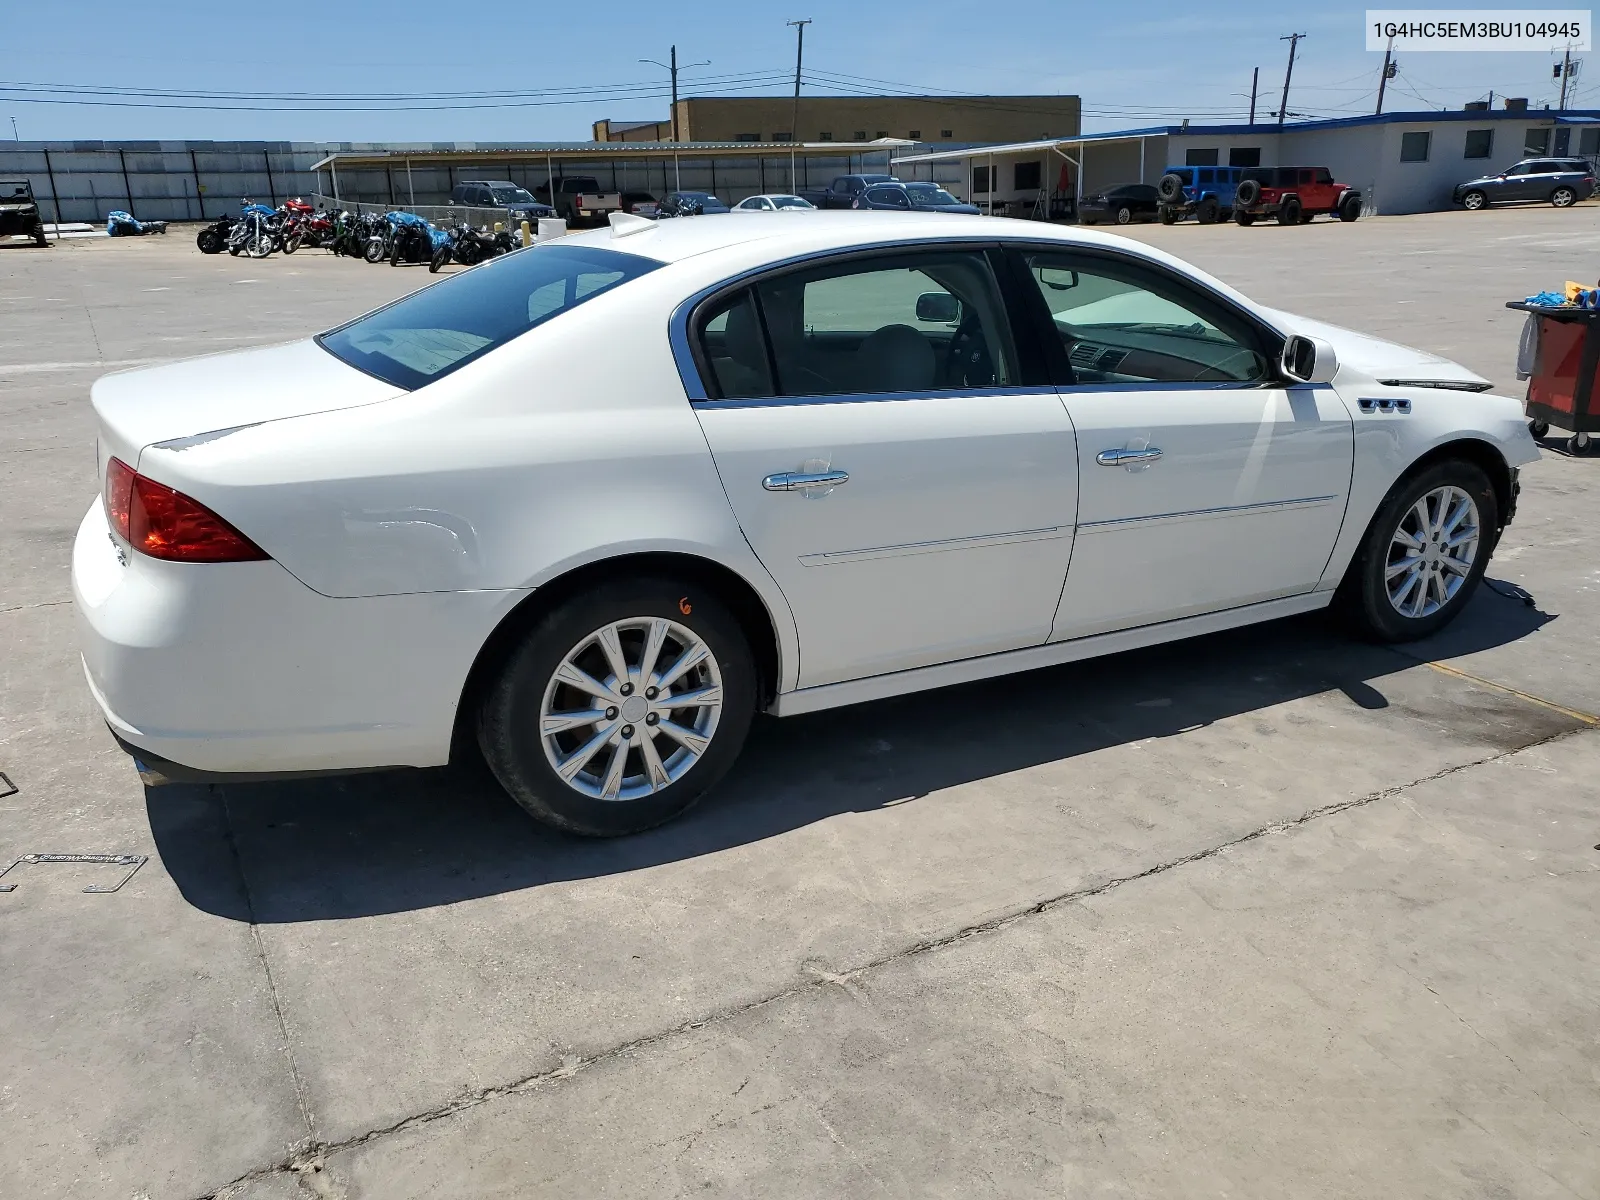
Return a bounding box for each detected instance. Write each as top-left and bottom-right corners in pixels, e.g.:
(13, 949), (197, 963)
(1115, 206), (1132, 224)
(478, 578), (757, 836)
(1461, 190), (1487, 210)
(1341, 460), (1498, 642)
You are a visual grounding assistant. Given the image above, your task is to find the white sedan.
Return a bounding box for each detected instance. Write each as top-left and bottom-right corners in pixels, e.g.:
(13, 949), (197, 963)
(732, 194), (817, 212)
(74, 211), (1538, 835)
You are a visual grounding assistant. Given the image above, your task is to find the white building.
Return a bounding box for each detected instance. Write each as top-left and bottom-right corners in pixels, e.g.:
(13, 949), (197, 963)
(893, 109), (1600, 217)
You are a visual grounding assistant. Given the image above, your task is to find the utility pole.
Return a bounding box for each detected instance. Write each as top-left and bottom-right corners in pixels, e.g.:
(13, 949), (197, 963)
(787, 18), (812, 142)
(1376, 36), (1395, 114)
(1249, 67), (1259, 124)
(639, 46), (709, 141)
(1558, 45), (1574, 109)
(1278, 32), (1305, 125)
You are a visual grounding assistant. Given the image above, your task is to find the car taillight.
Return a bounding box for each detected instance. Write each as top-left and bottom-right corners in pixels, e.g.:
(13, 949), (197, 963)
(103, 456), (268, 563)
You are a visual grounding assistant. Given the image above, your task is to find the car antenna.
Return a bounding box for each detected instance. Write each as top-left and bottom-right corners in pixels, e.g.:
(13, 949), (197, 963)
(609, 211), (658, 238)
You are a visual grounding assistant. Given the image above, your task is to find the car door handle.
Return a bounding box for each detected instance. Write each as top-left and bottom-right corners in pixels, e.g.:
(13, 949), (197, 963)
(763, 470), (850, 492)
(1096, 447), (1163, 467)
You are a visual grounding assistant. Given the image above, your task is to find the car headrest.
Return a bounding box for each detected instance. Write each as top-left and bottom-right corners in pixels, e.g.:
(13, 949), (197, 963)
(857, 324), (936, 393)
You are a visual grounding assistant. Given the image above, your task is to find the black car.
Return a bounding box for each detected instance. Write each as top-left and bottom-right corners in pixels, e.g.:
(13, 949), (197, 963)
(852, 182), (981, 215)
(1077, 183), (1162, 226)
(0, 179), (48, 247)
(658, 191), (731, 217)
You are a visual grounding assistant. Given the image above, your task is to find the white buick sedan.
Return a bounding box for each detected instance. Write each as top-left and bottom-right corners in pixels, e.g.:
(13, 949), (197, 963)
(74, 211), (1538, 835)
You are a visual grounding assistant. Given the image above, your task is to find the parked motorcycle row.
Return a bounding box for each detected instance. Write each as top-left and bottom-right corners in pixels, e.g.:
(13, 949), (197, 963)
(194, 198), (519, 270)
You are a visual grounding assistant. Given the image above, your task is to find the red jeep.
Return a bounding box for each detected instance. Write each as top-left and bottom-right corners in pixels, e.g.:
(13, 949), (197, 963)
(1231, 166), (1362, 226)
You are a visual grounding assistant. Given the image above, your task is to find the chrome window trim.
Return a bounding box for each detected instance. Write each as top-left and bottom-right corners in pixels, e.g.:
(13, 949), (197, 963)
(690, 384), (1062, 411)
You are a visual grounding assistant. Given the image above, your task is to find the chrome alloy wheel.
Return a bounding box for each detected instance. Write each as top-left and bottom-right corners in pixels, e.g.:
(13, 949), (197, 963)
(539, 617), (723, 801)
(1385, 485), (1480, 619)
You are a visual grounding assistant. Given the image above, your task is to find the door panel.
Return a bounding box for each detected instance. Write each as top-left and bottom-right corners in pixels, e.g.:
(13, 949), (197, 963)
(697, 395), (1078, 687)
(1052, 386), (1352, 641)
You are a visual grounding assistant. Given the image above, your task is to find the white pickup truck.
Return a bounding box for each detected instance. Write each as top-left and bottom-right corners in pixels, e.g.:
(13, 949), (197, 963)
(537, 177), (622, 225)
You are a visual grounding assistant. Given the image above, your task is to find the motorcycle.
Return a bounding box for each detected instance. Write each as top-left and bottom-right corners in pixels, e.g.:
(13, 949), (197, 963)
(228, 201), (280, 258)
(107, 210), (169, 236)
(195, 213), (235, 253)
(330, 210), (376, 258)
(386, 211), (435, 266)
(432, 221), (517, 271)
(278, 198), (334, 253)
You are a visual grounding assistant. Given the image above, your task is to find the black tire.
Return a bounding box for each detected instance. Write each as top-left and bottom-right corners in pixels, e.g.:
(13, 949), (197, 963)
(1235, 178), (1262, 208)
(1528, 419), (1550, 438)
(363, 237), (386, 263)
(282, 232), (301, 254)
(1157, 173), (1185, 204)
(1552, 186), (1577, 208)
(1570, 431), (1594, 456)
(1234, 207), (1256, 226)
(1196, 196), (1220, 225)
(1338, 459), (1499, 642)
(477, 578), (758, 836)
(1297, 208), (1315, 224)
(196, 228), (222, 254)
(389, 238), (402, 266)
(429, 245), (451, 273)
(33, 220), (49, 248)
(1158, 205), (1177, 225)
(1461, 190), (1488, 211)
(1277, 197), (1302, 226)
(1337, 192), (1362, 222)
(1114, 205), (1133, 225)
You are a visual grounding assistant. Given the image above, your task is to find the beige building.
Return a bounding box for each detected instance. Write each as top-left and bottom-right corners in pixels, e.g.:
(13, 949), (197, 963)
(595, 94), (1080, 146)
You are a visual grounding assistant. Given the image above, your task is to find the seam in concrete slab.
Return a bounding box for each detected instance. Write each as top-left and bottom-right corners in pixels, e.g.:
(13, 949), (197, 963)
(0, 600), (70, 614)
(187, 723), (1592, 1200)
(219, 786), (319, 1155)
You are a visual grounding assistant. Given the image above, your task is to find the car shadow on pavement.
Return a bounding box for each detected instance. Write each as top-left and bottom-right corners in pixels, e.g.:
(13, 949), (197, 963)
(148, 582), (1555, 923)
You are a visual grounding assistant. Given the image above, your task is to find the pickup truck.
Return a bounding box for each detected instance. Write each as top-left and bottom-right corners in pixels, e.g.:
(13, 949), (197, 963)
(534, 177), (622, 225)
(798, 174), (899, 209)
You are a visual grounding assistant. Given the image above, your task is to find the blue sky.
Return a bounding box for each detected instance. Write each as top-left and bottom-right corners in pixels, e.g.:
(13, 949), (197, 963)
(3, 1), (1590, 142)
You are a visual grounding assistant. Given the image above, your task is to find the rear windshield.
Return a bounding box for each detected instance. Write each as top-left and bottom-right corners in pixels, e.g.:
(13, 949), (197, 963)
(317, 244), (662, 390)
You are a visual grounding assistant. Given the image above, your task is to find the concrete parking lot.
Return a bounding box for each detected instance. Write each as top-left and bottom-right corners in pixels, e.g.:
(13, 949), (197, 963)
(2, 210), (1597, 1199)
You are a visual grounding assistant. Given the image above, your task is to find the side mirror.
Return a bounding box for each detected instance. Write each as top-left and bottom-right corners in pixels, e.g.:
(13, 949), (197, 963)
(915, 292), (962, 323)
(1281, 334), (1339, 384)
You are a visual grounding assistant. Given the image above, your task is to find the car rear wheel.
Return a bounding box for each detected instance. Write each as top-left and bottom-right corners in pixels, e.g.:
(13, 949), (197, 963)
(1196, 196), (1220, 224)
(477, 578), (757, 836)
(1461, 190), (1488, 210)
(1552, 186), (1577, 207)
(1157, 205), (1177, 225)
(1115, 205), (1133, 224)
(1234, 208), (1256, 225)
(1277, 197), (1302, 225)
(33, 220), (49, 247)
(1339, 459), (1497, 642)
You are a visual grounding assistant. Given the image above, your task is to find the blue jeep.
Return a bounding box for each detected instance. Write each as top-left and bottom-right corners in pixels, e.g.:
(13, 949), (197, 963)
(1155, 165), (1242, 224)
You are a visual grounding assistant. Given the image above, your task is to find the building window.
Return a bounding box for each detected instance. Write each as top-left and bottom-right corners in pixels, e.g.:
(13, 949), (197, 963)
(1399, 131), (1432, 162)
(1525, 127), (1552, 154)
(1555, 127), (1572, 155)
(774, 131), (792, 142)
(818, 131), (833, 141)
(1463, 128), (1493, 158)
(735, 133), (761, 143)
(1184, 148), (1219, 166)
(1228, 147), (1261, 167)
(908, 130), (922, 139)
(853, 130), (866, 141)
(1582, 128), (1600, 156)
(876, 130), (888, 138)
(972, 165), (993, 194)
(941, 129), (953, 138)
(1014, 161), (1042, 190)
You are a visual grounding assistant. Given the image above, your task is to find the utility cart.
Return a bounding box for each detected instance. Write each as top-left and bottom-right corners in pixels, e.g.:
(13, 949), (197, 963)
(1506, 300), (1600, 456)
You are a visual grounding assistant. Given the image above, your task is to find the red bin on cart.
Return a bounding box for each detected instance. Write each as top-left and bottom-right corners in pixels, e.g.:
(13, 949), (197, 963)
(1506, 300), (1600, 454)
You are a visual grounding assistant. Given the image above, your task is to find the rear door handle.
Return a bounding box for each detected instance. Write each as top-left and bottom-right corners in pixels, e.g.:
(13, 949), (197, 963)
(1095, 447), (1163, 467)
(763, 470), (850, 492)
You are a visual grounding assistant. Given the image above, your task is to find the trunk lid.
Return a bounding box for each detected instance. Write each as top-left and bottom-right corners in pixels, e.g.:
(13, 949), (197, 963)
(91, 338), (405, 470)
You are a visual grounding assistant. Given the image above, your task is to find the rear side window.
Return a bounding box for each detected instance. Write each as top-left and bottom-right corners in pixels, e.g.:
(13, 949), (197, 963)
(318, 245), (661, 390)
(1313, 168), (1333, 185)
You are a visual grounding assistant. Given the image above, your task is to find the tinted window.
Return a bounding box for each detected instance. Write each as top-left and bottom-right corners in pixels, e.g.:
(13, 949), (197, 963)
(699, 250), (1018, 399)
(1170, 168), (1194, 185)
(1185, 148), (1220, 166)
(1400, 131), (1432, 162)
(1021, 251), (1270, 386)
(1313, 168), (1333, 184)
(866, 187), (910, 207)
(700, 290), (774, 400)
(1524, 128), (1552, 154)
(1464, 128), (1494, 159)
(319, 245), (661, 391)
(1229, 147), (1262, 167)
(490, 186), (536, 204)
(1014, 161), (1042, 190)
(908, 188), (961, 207)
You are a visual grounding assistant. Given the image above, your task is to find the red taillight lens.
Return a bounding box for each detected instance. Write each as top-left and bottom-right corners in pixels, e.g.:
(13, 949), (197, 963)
(104, 456), (268, 563)
(105, 456), (136, 540)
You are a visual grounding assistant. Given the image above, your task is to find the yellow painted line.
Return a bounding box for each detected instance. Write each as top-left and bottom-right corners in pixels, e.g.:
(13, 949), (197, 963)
(1423, 660), (1600, 727)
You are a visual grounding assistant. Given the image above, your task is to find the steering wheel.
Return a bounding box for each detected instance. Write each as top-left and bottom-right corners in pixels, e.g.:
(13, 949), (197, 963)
(945, 314), (996, 386)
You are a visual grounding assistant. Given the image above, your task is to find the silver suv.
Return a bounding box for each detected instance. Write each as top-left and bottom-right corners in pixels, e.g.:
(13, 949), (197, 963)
(1453, 158), (1596, 209)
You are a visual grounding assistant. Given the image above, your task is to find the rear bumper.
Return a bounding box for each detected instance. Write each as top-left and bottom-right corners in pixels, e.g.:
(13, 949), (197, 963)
(72, 503), (524, 776)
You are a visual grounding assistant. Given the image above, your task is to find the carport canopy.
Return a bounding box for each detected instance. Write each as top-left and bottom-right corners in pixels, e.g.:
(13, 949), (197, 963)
(891, 129), (1167, 213)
